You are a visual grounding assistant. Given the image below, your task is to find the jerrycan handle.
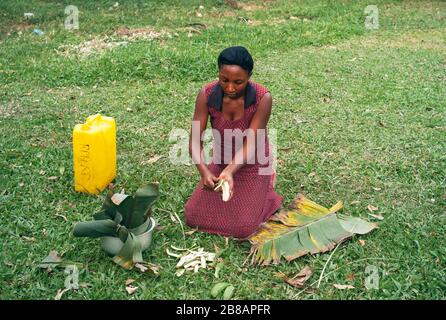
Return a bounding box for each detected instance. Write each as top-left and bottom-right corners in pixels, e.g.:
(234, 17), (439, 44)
(86, 114), (102, 125)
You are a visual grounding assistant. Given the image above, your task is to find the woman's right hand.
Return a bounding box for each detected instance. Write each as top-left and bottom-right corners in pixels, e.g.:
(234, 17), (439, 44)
(200, 171), (219, 190)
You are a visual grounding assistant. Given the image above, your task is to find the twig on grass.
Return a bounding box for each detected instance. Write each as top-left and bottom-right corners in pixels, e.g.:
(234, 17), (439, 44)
(317, 242), (341, 288)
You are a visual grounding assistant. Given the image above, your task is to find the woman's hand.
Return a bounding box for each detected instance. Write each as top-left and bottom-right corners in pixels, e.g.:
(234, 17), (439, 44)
(216, 171), (234, 200)
(201, 171), (219, 190)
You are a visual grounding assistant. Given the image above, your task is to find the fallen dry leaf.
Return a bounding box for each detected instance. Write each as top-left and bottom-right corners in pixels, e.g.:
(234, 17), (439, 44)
(283, 266), (313, 288)
(39, 250), (63, 271)
(155, 225), (166, 231)
(22, 236), (36, 242)
(350, 200), (361, 205)
(147, 155), (162, 164)
(333, 284), (355, 290)
(125, 279), (136, 286)
(125, 285), (138, 295)
(345, 273), (356, 281)
(359, 239), (366, 246)
(372, 187), (381, 191)
(135, 262), (161, 276)
(368, 213), (384, 220)
(185, 229), (197, 236)
(54, 288), (69, 300)
(367, 204), (379, 212)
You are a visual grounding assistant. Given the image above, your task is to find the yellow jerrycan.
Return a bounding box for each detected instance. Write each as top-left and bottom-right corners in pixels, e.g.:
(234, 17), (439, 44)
(73, 114), (116, 194)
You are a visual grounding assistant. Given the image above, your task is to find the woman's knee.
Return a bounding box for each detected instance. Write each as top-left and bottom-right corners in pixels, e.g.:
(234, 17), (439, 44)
(234, 224), (259, 239)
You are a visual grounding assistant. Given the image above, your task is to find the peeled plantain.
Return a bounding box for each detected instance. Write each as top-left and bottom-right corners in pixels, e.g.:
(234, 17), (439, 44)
(214, 179), (231, 202)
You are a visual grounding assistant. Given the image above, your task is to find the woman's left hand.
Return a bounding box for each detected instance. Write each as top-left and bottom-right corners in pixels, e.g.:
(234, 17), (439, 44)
(217, 171), (234, 200)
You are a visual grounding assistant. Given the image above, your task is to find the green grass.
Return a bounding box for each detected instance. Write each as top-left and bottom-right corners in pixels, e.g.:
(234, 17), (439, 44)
(1, 0), (445, 300)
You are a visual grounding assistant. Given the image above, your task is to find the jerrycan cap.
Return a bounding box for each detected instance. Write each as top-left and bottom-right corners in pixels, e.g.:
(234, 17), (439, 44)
(86, 114), (102, 125)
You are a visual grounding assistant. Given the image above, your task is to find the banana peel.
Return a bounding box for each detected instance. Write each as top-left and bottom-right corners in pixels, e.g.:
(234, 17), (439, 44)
(167, 246), (215, 276)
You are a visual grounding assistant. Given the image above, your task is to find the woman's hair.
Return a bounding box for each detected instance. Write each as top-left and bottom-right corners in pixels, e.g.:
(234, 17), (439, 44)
(217, 46), (254, 75)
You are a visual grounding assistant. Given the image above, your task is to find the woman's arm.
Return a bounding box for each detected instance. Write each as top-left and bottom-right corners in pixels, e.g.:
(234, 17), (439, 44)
(189, 88), (219, 188)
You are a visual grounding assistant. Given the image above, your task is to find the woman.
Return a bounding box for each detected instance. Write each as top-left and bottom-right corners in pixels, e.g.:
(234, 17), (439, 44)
(184, 46), (283, 239)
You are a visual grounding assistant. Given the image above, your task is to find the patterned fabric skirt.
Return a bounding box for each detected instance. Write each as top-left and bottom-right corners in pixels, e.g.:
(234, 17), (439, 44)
(184, 162), (283, 239)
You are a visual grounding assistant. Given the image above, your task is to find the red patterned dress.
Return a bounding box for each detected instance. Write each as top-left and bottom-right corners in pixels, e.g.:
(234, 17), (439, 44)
(184, 80), (283, 239)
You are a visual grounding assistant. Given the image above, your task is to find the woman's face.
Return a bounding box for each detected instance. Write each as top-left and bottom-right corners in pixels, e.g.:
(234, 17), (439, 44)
(218, 64), (250, 99)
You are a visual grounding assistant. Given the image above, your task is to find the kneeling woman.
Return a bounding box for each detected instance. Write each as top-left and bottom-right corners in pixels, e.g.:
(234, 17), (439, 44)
(184, 46), (282, 239)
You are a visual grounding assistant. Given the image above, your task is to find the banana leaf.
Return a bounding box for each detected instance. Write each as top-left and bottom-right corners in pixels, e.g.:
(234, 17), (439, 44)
(73, 219), (118, 238)
(338, 214), (377, 234)
(94, 210), (111, 221)
(114, 184), (159, 229)
(112, 233), (143, 269)
(125, 184), (159, 229)
(117, 224), (129, 242)
(116, 195), (135, 228)
(99, 190), (118, 220)
(248, 193), (377, 266)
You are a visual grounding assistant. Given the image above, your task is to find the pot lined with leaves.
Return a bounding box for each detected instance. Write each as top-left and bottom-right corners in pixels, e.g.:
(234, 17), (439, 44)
(73, 184), (159, 269)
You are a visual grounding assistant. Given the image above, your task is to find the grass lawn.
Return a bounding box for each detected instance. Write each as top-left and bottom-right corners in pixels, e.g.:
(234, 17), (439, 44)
(0, 0), (445, 300)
